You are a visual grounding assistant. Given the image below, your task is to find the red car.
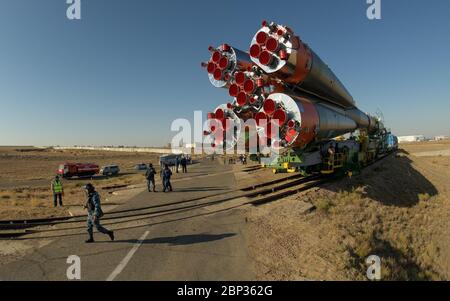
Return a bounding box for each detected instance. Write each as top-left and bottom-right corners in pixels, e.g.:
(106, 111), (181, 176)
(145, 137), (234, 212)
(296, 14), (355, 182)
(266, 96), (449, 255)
(57, 163), (100, 178)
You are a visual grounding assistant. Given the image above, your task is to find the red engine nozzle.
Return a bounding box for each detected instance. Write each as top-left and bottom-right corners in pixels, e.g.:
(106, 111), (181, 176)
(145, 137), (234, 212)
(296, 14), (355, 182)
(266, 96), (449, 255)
(266, 37), (280, 52)
(221, 43), (230, 52)
(250, 44), (261, 58)
(259, 51), (274, 66)
(255, 112), (268, 126)
(212, 51), (221, 63)
(243, 79), (256, 94)
(272, 109), (287, 126)
(219, 56), (229, 69)
(215, 108), (224, 119)
(256, 32), (268, 45)
(228, 84), (240, 97)
(213, 69), (223, 80)
(235, 72), (246, 86)
(287, 119), (296, 128)
(236, 92), (248, 106)
(263, 99), (276, 116)
(207, 62), (216, 74)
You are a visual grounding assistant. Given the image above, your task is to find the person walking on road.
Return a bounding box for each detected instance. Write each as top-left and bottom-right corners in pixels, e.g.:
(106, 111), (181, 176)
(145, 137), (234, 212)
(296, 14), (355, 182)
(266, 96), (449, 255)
(51, 175), (64, 207)
(83, 183), (114, 243)
(145, 163), (157, 192)
(181, 156), (187, 173)
(161, 164), (173, 192)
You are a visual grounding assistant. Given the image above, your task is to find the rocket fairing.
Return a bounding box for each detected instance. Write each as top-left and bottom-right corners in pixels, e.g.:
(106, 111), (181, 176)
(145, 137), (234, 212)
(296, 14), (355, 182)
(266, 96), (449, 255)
(202, 21), (382, 150)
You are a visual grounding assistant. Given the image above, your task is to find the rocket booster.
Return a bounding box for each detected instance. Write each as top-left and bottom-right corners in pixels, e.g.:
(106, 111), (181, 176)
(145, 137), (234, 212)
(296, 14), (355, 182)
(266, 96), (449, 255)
(202, 21), (383, 151)
(249, 21), (356, 109)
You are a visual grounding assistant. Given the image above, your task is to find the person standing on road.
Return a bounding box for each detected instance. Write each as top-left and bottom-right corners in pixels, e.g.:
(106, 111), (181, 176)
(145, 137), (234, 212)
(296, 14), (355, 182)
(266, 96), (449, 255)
(176, 156), (181, 173)
(145, 163), (157, 192)
(181, 156), (187, 173)
(51, 175), (64, 207)
(161, 164), (173, 192)
(83, 183), (114, 243)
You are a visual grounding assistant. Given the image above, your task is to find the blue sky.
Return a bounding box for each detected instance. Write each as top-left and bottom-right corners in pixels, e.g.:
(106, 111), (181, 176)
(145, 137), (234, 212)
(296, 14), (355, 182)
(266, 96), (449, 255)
(0, 0), (449, 146)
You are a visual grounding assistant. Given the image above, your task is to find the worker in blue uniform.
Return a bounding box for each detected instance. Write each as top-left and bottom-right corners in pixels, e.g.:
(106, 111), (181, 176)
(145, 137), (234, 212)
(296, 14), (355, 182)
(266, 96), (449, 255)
(83, 183), (114, 243)
(145, 163), (157, 192)
(161, 164), (173, 192)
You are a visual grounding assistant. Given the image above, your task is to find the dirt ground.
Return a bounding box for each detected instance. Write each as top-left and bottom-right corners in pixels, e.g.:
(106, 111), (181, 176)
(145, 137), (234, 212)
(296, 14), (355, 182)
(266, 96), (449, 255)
(0, 147), (163, 220)
(2, 142), (450, 280)
(244, 140), (450, 280)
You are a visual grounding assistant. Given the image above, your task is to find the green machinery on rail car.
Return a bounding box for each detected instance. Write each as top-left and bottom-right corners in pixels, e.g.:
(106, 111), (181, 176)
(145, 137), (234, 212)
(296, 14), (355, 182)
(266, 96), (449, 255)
(259, 130), (398, 176)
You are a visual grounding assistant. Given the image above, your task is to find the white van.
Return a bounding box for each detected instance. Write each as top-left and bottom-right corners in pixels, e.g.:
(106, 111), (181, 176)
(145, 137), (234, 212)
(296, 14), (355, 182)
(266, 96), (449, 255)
(100, 165), (120, 176)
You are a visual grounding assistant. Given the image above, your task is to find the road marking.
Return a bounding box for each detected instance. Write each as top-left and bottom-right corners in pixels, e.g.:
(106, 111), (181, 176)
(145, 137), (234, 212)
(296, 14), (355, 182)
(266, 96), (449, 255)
(106, 230), (150, 281)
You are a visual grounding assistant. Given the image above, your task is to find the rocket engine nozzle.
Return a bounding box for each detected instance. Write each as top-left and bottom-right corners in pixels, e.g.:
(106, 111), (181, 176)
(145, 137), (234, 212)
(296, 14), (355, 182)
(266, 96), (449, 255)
(204, 45), (253, 89)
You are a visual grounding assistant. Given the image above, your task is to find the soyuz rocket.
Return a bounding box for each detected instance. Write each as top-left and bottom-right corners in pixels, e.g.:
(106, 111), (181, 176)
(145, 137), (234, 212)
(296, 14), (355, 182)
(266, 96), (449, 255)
(202, 21), (382, 150)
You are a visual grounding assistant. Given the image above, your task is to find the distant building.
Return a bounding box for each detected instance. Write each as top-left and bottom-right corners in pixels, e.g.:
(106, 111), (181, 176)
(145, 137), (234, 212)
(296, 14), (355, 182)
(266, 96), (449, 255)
(434, 135), (449, 141)
(398, 135), (425, 143)
(184, 143), (198, 149)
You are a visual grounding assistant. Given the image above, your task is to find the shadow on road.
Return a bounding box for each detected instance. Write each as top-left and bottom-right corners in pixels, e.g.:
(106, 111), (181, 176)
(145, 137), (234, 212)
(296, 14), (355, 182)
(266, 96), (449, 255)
(109, 233), (236, 246)
(173, 186), (230, 193)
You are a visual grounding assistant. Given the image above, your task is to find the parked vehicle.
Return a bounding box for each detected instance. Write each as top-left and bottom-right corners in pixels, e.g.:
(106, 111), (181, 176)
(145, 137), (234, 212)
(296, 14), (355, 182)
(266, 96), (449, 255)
(100, 165), (120, 176)
(57, 163), (99, 178)
(135, 163), (148, 171)
(159, 154), (192, 167)
(159, 154), (179, 167)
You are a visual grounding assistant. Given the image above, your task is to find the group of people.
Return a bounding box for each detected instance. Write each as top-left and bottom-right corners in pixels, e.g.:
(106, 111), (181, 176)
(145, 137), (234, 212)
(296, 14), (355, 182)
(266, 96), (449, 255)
(48, 157), (190, 244)
(145, 163), (173, 193)
(175, 155), (189, 173)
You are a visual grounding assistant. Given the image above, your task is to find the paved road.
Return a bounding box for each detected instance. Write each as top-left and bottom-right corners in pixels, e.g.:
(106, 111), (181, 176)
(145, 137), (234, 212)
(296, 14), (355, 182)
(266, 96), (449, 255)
(0, 160), (254, 280)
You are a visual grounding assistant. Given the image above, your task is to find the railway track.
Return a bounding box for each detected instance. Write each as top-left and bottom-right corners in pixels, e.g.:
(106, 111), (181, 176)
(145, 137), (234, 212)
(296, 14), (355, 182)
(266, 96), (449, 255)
(0, 172), (314, 231)
(0, 174), (322, 239)
(0, 152), (395, 239)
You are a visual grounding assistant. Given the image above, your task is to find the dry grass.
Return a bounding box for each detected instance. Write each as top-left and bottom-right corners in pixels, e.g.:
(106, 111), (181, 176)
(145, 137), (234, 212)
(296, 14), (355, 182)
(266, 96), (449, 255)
(245, 147), (450, 280)
(0, 147), (167, 220)
(0, 152), (204, 219)
(0, 174), (147, 220)
(0, 147), (161, 183)
(314, 197), (335, 214)
(418, 193), (431, 202)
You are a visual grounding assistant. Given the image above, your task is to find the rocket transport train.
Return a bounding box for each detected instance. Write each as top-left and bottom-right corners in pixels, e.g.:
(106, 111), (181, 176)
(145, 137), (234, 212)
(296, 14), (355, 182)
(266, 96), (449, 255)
(202, 20), (398, 174)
